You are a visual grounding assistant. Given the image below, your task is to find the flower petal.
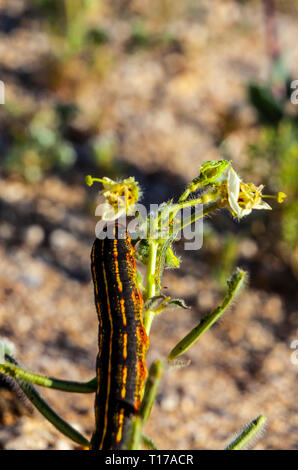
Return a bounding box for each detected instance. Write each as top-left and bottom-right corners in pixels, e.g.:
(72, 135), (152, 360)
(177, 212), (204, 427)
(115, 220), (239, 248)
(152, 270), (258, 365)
(253, 201), (272, 211)
(227, 167), (242, 216)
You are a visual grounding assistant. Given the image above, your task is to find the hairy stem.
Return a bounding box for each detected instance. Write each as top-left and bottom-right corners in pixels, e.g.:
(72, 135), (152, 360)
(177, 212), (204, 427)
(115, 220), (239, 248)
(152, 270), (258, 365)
(0, 362), (96, 393)
(225, 414), (267, 450)
(4, 355), (90, 448)
(139, 360), (164, 424)
(143, 241), (159, 334)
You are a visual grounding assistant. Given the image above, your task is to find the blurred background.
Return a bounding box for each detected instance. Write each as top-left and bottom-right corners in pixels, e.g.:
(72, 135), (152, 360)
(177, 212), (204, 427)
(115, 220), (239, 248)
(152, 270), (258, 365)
(0, 0), (297, 450)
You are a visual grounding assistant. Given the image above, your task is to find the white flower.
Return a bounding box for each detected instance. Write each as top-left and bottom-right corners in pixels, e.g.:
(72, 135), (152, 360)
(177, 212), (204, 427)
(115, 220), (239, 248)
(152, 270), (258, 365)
(227, 167), (272, 219)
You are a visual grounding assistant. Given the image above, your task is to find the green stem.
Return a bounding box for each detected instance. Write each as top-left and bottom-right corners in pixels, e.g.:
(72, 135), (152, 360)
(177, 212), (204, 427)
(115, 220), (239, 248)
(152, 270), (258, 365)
(168, 269), (247, 359)
(178, 187), (192, 203)
(139, 360), (163, 424)
(225, 414), (267, 450)
(141, 433), (158, 450)
(125, 416), (142, 450)
(172, 197), (205, 215)
(180, 200), (221, 231)
(0, 362), (96, 393)
(153, 196), (206, 235)
(143, 241), (159, 334)
(178, 181), (205, 203)
(5, 355), (90, 448)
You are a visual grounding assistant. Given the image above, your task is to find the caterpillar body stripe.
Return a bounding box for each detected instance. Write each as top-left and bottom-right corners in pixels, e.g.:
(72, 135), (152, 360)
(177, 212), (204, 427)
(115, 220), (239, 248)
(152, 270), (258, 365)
(90, 224), (148, 450)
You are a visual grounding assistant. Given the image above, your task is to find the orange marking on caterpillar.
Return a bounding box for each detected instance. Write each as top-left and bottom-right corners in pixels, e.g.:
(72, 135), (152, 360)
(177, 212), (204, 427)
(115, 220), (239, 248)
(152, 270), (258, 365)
(126, 252), (137, 271)
(137, 325), (148, 348)
(119, 298), (127, 327)
(131, 289), (143, 309)
(123, 333), (128, 360)
(121, 366), (128, 399)
(113, 240), (123, 293)
(116, 408), (125, 443)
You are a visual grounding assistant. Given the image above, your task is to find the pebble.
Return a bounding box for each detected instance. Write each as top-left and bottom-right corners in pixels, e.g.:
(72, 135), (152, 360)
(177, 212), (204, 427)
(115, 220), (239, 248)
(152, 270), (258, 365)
(25, 225), (45, 248)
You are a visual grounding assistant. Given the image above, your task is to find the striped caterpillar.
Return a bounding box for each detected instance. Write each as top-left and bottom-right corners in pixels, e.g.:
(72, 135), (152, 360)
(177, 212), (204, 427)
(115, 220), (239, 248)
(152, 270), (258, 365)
(90, 224), (148, 450)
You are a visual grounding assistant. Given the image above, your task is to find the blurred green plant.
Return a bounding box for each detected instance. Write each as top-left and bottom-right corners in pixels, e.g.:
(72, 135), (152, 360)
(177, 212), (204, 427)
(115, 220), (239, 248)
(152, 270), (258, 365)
(248, 120), (298, 247)
(33, 0), (99, 55)
(126, 20), (181, 53)
(3, 105), (77, 182)
(90, 133), (118, 171)
(246, 46), (298, 273)
(86, 27), (109, 46)
(128, 21), (153, 50)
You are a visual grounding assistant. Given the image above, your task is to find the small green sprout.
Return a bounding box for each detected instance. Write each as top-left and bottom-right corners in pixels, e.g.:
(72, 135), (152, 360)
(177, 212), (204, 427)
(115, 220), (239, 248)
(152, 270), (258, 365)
(179, 159), (231, 202)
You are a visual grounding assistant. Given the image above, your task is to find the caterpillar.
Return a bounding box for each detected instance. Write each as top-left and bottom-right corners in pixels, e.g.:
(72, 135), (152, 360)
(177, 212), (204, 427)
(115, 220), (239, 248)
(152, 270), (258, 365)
(90, 224), (148, 450)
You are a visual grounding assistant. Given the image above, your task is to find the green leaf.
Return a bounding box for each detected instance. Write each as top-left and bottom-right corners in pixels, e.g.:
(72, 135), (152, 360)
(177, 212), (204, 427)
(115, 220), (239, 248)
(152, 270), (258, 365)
(141, 434), (158, 450)
(167, 298), (190, 309)
(225, 414), (267, 450)
(0, 361), (96, 393)
(144, 295), (167, 311)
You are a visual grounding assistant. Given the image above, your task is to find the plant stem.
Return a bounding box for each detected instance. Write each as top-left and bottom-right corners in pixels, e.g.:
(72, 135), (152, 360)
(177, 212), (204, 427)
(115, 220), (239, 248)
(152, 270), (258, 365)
(141, 433), (158, 450)
(181, 200), (222, 231)
(143, 241), (159, 334)
(0, 362), (96, 393)
(125, 416), (142, 450)
(139, 360), (163, 424)
(5, 355), (90, 447)
(179, 182), (204, 203)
